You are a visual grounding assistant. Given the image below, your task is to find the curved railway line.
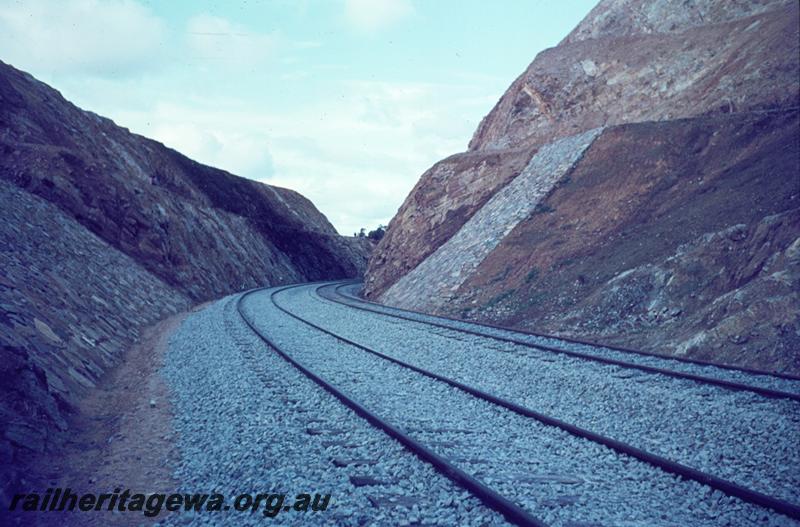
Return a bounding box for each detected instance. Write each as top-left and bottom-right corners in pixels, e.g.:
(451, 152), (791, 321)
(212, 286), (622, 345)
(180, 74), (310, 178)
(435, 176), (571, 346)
(324, 282), (800, 401)
(236, 282), (800, 526)
(237, 285), (545, 527)
(330, 282), (800, 382)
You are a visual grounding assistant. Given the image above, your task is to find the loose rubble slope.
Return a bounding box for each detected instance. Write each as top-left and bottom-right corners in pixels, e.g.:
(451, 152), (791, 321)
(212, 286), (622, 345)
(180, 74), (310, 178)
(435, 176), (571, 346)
(365, 0), (800, 374)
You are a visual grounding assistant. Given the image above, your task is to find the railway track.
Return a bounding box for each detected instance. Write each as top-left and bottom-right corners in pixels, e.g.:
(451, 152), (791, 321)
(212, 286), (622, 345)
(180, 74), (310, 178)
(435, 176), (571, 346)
(237, 284), (544, 527)
(236, 282), (800, 526)
(323, 282), (800, 401)
(311, 282), (800, 503)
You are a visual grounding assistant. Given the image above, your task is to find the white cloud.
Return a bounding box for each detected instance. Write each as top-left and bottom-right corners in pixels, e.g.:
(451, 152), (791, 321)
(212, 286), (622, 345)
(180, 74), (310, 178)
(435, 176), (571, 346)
(149, 107), (275, 181)
(0, 0), (165, 77)
(98, 77), (487, 235)
(295, 40), (323, 49)
(254, 79), (486, 233)
(186, 14), (279, 70)
(344, 0), (414, 33)
(0, 0), (500, 236)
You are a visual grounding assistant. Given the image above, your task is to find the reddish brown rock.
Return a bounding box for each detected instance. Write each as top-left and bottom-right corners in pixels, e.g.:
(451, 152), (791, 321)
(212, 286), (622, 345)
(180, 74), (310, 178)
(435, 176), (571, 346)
(365, 147), (533, 296)
(454, 111), (800, 373)
(469, 0), (798, 151)
(365, 0), (800, 374)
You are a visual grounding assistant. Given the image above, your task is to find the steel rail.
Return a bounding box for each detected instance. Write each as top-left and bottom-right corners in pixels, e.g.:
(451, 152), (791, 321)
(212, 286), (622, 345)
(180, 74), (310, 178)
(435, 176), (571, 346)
(333, 282), (800, 382)
(236, 285), (547, 527)
(268, 282), (800, 520)
(319, 283), (800, 402)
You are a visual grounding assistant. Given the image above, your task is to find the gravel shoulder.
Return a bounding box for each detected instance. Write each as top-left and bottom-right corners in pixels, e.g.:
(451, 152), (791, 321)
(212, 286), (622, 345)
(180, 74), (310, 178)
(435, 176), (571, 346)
(18, 307), (192, 527)
(19, 282), (796, 526)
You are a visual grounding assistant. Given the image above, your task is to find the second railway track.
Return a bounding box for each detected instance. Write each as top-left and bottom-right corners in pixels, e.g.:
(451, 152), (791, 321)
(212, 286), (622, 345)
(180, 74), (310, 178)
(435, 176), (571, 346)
(236, 282), (800, 526)
(324, 282), (800, 401)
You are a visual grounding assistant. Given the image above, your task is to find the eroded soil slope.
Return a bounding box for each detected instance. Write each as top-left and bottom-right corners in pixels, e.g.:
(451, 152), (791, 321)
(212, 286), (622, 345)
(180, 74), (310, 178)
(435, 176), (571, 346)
(365, 0), (800, 373)
(454, 111), (800, 373)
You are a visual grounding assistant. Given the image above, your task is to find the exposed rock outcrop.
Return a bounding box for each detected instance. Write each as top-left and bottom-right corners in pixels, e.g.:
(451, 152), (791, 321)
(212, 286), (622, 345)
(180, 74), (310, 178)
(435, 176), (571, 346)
(381, 127), (603, 309)
(365, 0), (800, 374)
(0, 61), (368, 499)
(469, 0), (798, 151)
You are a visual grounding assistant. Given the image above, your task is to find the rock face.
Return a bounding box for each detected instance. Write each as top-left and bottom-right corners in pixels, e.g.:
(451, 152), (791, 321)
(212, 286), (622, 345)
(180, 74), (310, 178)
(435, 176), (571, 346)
(0, 61), (368, 498)
(365, 0), (800, 374)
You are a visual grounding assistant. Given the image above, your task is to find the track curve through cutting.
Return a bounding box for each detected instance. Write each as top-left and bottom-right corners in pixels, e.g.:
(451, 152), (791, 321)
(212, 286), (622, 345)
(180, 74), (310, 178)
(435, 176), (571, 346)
(246, 282), (800, 521)
(237, 284), (546, 527)
(323, 282), (800, 401)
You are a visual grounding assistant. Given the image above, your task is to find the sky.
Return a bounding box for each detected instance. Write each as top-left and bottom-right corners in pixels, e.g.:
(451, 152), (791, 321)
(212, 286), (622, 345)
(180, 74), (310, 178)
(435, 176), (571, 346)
(0, 0), (597, 235)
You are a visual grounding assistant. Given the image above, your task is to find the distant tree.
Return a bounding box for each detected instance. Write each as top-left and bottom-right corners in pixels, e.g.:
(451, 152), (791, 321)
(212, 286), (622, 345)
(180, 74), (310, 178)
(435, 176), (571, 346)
(357, 228), (366, 238)
(367, 225), (387, 242)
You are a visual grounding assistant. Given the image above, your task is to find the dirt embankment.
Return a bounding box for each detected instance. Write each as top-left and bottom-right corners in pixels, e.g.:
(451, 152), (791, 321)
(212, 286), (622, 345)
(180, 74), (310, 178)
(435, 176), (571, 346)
(6, 309), (194, 527)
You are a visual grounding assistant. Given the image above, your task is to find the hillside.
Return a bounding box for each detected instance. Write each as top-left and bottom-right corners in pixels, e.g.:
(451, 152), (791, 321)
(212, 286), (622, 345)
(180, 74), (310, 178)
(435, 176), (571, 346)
(364, 0), (800, 374)
(0, 60), (368, 499)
